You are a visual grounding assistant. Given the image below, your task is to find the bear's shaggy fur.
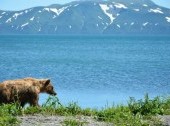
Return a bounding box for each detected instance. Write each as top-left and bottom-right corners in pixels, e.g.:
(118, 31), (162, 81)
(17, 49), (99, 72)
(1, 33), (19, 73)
(0, 77), (57, 107)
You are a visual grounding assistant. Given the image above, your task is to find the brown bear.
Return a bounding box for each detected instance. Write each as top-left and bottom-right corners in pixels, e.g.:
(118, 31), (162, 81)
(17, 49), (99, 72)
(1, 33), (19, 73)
(0, 77), (57, 107)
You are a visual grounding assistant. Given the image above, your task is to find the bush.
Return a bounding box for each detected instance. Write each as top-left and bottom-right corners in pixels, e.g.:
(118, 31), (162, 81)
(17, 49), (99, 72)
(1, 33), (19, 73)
(42, 96), (62, 108)
(128, 94), (164, 115)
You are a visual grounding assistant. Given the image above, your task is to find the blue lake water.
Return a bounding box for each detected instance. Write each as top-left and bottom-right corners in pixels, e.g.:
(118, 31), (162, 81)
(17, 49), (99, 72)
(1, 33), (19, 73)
(0, 35), (170, 108)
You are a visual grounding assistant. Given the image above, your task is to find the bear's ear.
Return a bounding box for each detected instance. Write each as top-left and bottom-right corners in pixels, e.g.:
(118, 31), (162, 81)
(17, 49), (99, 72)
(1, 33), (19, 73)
(44, 79), (50, 86)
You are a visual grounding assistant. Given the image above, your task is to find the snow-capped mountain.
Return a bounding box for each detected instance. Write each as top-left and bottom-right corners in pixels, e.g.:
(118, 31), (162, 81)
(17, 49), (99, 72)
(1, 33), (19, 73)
(0, 0), (170, 35)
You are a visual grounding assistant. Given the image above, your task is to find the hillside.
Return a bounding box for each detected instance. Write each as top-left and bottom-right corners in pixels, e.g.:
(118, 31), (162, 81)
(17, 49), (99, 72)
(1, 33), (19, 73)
(0, 0), (170, 34)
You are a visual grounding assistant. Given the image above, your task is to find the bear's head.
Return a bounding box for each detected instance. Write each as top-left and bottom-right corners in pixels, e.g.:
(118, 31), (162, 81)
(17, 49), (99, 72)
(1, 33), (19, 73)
(41, 79), (57, 96)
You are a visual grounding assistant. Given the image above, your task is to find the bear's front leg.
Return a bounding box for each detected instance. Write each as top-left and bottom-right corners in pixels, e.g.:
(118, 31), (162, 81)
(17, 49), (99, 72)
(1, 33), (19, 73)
(30, 100), (40, 107)
(29, 93), (40, 107)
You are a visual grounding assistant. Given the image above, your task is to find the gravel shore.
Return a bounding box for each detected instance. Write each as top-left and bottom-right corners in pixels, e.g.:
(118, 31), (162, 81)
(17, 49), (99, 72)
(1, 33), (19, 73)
(18, 114), (112, 126)
(18, 115), (170, 126)
(160, 115), (170, 126)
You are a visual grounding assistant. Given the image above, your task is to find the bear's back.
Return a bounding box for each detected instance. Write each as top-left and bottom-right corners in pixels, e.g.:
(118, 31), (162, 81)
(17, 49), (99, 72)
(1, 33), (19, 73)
(0, 78), (41, 89)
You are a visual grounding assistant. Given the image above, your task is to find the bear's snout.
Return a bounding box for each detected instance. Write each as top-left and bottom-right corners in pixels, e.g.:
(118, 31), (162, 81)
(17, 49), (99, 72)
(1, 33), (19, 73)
(53, 92), (57, 96)
(49, 91), (57, 96)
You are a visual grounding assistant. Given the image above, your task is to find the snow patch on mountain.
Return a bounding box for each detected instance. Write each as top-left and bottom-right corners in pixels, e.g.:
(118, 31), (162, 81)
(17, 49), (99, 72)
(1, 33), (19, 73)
(38, 27), (41, 32)
(16, 26), (19, 30)
(143, 22), (148, 26)
(117, 24), (120, 28)
(44, 8), (49, 11)
(13, 12), (23, 19)
(99, 4), (115, 24)
(6, 18), (12, 23)
(114, 3), (127, 9)
(131, 22), (134, 25)
(44, 6), (69, 15)
(25, 10), (28, 13)
(133, 9), (140, 12)
(148, 8), (163, 14)
(143, 4), (148, 7)
(74, 4), (79, 7)
(53, 15), (57, 19)
(30, 17), (34, 21)
(21, 22), (29, 28)
(165, 17), (170, 23)
(98, 16), (103, 20)
(1, 12), (6, 15)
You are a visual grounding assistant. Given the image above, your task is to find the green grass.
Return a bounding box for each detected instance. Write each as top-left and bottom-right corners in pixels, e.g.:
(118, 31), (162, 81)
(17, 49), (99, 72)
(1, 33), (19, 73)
(0, 94), (170, 126)
(0, 103), (22, 126)
(128, 94), (165, 115)
(62, 119), (87, 126)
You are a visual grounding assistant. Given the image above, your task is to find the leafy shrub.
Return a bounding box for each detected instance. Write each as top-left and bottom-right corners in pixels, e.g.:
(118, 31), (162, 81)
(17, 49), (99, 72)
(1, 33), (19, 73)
(128, 94), (164, 115)
(42, 96), (62, 108)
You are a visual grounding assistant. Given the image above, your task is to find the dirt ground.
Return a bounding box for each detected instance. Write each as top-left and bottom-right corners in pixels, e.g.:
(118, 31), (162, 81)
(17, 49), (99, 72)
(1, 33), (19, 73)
(160, 115), (170, 126)
(18, 114), (112, 126)
(18, 115), (170, 126)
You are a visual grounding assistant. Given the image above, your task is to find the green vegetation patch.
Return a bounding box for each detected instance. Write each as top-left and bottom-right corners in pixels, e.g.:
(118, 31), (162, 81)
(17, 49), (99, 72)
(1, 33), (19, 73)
(62, 119), (87, 126)
(0, 94), (170, 126)
(0, 103), (22, 126)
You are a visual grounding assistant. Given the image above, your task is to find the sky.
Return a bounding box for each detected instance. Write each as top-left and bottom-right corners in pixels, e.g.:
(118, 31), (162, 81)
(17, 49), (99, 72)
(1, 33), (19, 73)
(0, 0), (170, 11)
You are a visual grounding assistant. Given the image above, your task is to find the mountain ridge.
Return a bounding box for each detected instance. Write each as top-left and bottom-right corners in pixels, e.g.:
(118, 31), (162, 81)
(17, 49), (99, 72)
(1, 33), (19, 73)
(0, 0), (170, 35)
